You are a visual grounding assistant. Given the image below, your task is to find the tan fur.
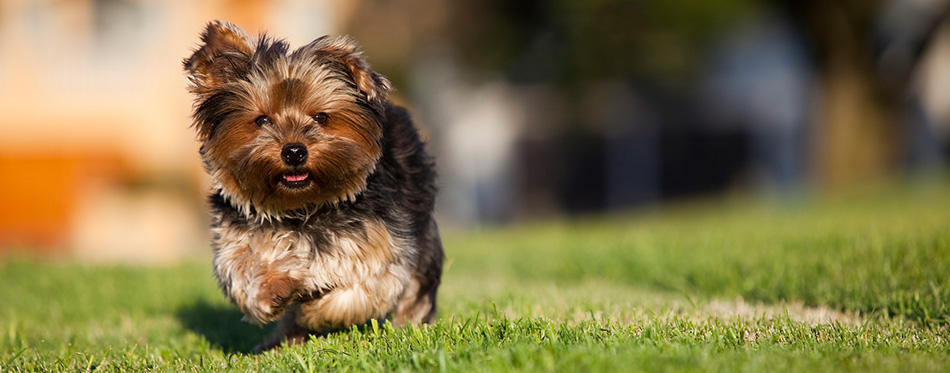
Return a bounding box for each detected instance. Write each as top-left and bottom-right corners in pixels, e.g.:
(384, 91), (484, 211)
(294, 221), (413, 330)
(391, 278), (433, 326)
(212, 218), (412, 326)
(295, 36), (393, 102)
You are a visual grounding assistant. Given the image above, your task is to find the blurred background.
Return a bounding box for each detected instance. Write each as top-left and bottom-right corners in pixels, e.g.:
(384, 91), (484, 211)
(0, 0), (947, 263)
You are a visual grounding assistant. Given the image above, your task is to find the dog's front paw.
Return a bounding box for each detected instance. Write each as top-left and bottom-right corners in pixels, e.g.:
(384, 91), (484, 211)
(244, 274), (301, 324)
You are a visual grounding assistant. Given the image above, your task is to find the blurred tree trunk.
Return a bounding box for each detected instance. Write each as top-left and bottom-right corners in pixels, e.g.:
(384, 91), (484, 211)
(782, 0), (901, 187)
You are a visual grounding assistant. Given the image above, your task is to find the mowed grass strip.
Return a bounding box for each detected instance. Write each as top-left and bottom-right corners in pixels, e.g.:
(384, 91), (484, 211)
(447, 181), (950, 326)
(1, 179), (948, 371)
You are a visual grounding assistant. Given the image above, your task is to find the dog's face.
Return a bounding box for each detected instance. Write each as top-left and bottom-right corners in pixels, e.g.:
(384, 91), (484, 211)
(184, 21), (392, 217)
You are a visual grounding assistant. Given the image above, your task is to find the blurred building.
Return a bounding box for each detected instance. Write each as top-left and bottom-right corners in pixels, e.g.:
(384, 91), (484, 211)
(0, 0), (351, 261)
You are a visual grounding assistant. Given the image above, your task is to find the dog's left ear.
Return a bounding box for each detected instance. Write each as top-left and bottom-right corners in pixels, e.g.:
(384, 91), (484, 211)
(295, 36), (393, 103)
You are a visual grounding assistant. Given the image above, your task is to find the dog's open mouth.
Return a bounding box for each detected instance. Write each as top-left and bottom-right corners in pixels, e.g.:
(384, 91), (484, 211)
(279, 172), (311, 188)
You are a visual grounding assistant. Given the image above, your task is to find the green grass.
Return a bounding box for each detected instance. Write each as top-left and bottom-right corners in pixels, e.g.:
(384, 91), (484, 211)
(1, 179), (949, 371)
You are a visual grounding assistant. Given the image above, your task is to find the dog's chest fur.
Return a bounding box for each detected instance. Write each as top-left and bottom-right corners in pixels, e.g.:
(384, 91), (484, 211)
(209, 194), (415, 329)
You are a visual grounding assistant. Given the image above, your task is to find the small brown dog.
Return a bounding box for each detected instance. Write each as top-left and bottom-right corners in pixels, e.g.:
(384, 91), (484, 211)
(183, 21), (443, 352)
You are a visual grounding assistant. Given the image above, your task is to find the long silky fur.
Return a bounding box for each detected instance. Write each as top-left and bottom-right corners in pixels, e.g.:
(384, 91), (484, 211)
(184, 21), (443, 352)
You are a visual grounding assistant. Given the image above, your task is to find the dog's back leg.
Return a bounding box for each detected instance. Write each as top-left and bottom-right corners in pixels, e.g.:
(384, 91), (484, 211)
(392, 219), (443, 325)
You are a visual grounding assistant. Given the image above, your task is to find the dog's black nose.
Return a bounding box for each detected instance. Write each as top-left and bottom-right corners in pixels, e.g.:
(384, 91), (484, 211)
(281, 143), (308, 166)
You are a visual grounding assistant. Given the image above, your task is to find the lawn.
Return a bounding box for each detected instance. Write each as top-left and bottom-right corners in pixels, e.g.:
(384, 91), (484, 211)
(1, 179), (949, 371)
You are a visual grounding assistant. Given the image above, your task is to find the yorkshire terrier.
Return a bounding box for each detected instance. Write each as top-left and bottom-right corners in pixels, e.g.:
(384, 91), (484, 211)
(183, 21), (443, 352)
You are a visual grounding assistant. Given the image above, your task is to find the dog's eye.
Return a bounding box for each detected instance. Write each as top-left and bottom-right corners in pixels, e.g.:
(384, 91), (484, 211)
(254, 115), (271, 127)
(312, 113), (329, 125)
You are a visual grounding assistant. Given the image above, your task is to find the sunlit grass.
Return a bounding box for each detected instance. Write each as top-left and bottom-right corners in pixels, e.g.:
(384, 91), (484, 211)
(446, 180), (950, 327)
(1, 178), (948, 371)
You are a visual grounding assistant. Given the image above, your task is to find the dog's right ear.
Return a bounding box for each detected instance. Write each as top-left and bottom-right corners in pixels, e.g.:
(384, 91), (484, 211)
(184, 21), (255, 92)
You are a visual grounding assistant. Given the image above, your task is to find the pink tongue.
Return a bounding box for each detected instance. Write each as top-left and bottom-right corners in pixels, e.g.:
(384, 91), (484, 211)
(284, 173), (308, 182)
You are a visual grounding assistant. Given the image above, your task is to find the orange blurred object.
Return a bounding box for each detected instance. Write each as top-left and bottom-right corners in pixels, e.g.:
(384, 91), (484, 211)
(0, 152), (123, 253)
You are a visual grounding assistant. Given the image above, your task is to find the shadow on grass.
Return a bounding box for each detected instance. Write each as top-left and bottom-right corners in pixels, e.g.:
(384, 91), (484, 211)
(176, 301), (272, 354)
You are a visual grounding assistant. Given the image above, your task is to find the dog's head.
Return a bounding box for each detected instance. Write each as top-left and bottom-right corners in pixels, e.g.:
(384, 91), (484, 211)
(184, 21), (392, 218)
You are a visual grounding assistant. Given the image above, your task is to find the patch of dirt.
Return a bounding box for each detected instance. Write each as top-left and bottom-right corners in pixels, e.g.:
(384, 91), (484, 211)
(696, 297), (863, 325)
